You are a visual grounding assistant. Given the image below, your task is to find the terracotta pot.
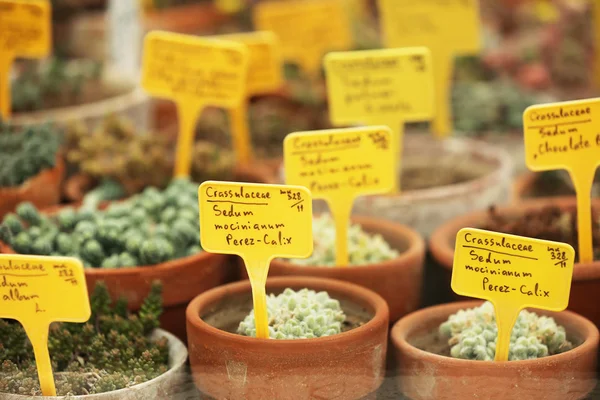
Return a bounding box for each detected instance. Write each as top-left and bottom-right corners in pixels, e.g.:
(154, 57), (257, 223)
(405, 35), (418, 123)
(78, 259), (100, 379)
(429, 197), (600, 326)
(144, 3), (230, 34)
(186, 276), (389, 400)
(241, 216), (425, 323)
(513, 171), (586, 201)
(0, 156), (65, 220)
(391, 301), (599, 400)
(3, 329), (190, 399)
(10, 71), (150, 133)
(350, 134), (513, 238)
(513, 171), (539, 201)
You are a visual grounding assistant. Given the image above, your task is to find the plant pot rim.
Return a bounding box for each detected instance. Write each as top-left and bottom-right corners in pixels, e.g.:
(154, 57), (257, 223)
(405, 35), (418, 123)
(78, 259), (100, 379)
(269, 215), (424, 270)
(0, 156), (65, 194)
(429, 196), (600, 281)
(186, 276), (389, 347)
(513, 171), (539, 201)
(391, 300), (599, 368)
(2, 328), (188, 399)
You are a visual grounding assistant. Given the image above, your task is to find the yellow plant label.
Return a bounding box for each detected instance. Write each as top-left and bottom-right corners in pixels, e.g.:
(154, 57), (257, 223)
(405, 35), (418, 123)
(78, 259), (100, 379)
(141, 31), (248, 177)
(0, 255), (90, 396)
(253, 0), (352, 75)
(452, 228), (574, 361)
(0, 0), (51, 119)
(284, 126), (395, 266)
(199, 181), (313, 339)
(523, 99), (600, 263)
(377, 0), (481, 138)
(215, 0), (245, 14)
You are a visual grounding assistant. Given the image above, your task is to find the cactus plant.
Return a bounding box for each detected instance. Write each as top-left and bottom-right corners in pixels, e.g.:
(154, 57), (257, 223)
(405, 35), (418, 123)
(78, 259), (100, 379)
(0, 282), (169, 396)
(288, 214), (399, 267)
(439, 301), (573, 361)
(1, 179), (202, 268)
(0, 123), (62, 188)
(238, 288), (346, 339)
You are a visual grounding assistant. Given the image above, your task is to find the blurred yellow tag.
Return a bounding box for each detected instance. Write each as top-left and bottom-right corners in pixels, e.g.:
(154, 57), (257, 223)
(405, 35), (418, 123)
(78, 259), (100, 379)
(377, 0), (481, 138)
(141, 31), (248, 178)
(215, 0), (245, 14)
(284, 126), (395, 266)
(199, 181), (313, 339)
(0, 0), (51, 119)
(523, 99), (600, 263)
(0, 255), (90, 396)
(452, 228), (574, 361)
(253, 0), (352, 75)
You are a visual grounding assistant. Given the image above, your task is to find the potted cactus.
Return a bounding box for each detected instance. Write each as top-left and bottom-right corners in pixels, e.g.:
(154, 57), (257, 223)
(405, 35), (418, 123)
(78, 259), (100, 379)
(9, 57), (149, 133)
(0, 179), (230, 340)
(259, 214), (425, 323)
(430, 198), (600, 326)
(0, 282), (188, 399)
(391, 301), (598, 400)
(186, 276), (389, 400)
(0, 123), (64, 219)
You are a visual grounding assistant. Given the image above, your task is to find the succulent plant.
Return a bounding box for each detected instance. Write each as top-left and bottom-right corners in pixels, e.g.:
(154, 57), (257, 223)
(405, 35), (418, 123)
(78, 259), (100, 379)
(0, 282), (169, 396)
(11, 56), (102, 113)
(238, 288), (346, 339)
(0, 123), (62, 188)
(1, 179), (202, 268)
(439, 302), (573, 361)
(288, 214), (398, 267)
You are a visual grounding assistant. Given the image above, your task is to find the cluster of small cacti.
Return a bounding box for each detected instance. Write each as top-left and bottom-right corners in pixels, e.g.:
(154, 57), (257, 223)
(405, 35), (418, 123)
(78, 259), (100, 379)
(238, 288), (346, 339)
(0, 179), (202, 268)
(0, 123), (61, 187)
(288, 214), (399, 267)
(439, 302), (573, 361)
(11, 57), (102, 113)
(0, 282), (169, 396)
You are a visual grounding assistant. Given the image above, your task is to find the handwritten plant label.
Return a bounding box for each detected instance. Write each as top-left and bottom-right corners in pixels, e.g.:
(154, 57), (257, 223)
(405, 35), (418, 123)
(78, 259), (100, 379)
(284, 126), (395, 266)
(377, 0), (481, 138)
(452, 228), (574, 361)
(253, 0), (352, 75)
(199, 181), (313, 339)
(0, 255), (90, 395)
(214, 31), (283, 164)
(107, 0), (142, 79)
(523, 99), (600, 263)
(0, 0), (51, 119)
(141, 31), (248, 177)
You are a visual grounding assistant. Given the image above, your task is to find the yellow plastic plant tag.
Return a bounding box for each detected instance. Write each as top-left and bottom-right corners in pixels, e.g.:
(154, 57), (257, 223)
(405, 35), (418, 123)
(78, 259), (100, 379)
(215, 31), (283, 165)
(253, 0), (352, 76)
(523, 98), (600, 263)
(452, 228), (574, 361)
(199, 181), (313, 339)
(324, 47), (434, 191)
(0, 0), (51, 120)
(284, 126), (395, 266)
(0, 255), (90, 396)
(141, 31), (248, 177)
(377, 0), (481, 138)
(215, 0), (245, 14)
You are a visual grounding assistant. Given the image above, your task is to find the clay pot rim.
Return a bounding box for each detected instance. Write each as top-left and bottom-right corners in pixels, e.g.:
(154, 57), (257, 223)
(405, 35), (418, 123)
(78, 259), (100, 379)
(276, 135), (513, 202)
(186, 276), (390, 347)
(429, 196), (600, 281)
(512, 171), (539, 202)
(269, 215), (424, 270)
(3, 328), (188, 399)
(0, 156), (65, 194)
(391, 300), (600, 367)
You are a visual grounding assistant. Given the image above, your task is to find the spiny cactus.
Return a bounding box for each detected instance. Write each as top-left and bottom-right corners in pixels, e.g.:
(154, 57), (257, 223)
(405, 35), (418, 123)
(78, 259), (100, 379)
(238, 288), (346, 339)
(288, 214), (399, 267)
(439, 302), (573, 361)
(1, 179), (202, 268)
(0, 282), (169, 396)
(0, 123), (62, 187)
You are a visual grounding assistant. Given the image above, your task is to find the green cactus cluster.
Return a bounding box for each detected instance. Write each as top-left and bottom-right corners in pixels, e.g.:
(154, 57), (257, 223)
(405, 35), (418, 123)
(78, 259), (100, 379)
(0, 179), (202, 268)
(0, 123), (62, 188)
(288, 214), (399, 267)
(439, 302), (573, 361)
(238, 288), (346, 339)
(0, 282), (169, 396)
(11, 56), (102, 113)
